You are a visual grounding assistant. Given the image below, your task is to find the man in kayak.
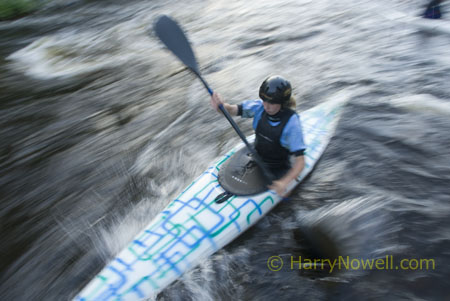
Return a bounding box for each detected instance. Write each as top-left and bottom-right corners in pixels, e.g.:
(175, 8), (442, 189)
(210, 75), (306, 197)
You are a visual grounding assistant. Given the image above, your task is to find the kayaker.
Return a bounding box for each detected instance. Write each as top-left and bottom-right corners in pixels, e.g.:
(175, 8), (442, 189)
(210, 75), (306, 197)
(424, 0), (444, 19)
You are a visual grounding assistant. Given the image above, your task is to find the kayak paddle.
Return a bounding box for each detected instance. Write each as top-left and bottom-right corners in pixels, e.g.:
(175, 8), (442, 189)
(153, 15), (275, 184)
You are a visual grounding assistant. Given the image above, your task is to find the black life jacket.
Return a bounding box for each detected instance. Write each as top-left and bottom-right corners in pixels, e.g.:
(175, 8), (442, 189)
(255, 108), (296, 172)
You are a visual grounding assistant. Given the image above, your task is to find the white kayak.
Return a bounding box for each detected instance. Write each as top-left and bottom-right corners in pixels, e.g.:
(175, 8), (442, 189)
(74, 91), (350, 301)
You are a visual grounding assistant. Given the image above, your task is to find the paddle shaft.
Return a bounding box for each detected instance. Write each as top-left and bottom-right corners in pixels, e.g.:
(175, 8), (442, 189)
(193, 69), (275, 183)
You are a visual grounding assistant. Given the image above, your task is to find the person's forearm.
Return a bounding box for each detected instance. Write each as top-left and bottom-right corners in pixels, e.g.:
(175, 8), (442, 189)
(280, 155), (305, 184)
(222, 103), (239, 116)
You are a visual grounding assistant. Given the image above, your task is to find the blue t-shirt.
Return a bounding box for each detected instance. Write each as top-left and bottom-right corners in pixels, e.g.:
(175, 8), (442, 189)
(240, 100), (306, 155)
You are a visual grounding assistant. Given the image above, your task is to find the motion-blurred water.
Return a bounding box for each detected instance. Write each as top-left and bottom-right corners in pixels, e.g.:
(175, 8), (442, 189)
(1, 0), (449, 300)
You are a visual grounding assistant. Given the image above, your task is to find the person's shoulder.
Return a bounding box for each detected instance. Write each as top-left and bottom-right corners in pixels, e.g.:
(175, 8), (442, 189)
(284, 108), (300, 121)
(242, 99), (262, 106)
(243, 99), (264, 112)
(285, 111), (303, 130)
(242, 99), (264, 118)
(249, 99), (263, 106)
(254, 99), (264, 109)
(253, 100), (264, 115)
(284, 107), (297, 115)
(244, 99), (263, 103)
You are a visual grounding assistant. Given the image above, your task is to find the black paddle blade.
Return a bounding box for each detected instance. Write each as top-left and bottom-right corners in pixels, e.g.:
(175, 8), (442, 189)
(154, 15), (199, 74)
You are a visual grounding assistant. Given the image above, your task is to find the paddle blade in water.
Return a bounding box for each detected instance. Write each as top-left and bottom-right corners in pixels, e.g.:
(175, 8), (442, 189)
(153, 15), (199, 73)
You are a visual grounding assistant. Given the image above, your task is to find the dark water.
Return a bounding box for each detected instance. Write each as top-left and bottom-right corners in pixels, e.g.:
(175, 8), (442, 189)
(1, 0), (449, 300)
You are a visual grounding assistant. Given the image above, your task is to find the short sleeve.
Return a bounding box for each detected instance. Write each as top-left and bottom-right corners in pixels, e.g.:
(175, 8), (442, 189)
(241, 100), (264, 118)
(240, 100), (265, 130)
(280, 114), (306, 156)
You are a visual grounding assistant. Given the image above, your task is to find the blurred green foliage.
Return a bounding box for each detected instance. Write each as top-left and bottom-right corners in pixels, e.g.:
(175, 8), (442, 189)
(0, 0), (40, 20)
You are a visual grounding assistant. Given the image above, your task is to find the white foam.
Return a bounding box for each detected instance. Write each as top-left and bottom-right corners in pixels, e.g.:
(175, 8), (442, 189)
(388, 94), (450, 116)
(7, 17), (154, 79)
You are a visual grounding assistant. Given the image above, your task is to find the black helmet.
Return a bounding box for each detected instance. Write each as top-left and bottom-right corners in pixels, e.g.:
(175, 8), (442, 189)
(259, 75), (292, 104)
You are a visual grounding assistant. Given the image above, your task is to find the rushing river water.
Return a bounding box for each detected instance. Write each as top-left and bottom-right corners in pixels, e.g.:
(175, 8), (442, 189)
(1, 0), (450, 300)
